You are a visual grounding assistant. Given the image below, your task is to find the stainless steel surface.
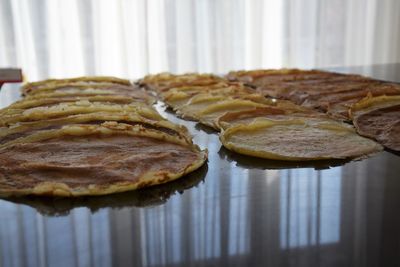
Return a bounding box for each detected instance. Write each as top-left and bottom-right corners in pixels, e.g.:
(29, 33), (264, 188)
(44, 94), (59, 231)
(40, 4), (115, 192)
(1, 64), (400, 267)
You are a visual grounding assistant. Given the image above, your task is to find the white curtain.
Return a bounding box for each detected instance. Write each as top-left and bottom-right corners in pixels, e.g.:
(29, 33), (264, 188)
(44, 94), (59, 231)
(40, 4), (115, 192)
(0, 0), (400, 81)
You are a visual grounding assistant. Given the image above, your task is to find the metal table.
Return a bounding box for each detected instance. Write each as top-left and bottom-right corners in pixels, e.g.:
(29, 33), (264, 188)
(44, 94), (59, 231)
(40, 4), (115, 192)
(1, 64), (399, 267)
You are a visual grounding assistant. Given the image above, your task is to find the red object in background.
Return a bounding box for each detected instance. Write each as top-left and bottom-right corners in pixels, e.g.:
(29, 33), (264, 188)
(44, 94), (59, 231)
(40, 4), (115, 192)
(0, 68), (23, 89)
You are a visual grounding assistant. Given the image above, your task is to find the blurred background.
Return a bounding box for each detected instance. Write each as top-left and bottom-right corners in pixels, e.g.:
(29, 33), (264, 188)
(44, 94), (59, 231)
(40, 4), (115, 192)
(1, 0), (400, 81)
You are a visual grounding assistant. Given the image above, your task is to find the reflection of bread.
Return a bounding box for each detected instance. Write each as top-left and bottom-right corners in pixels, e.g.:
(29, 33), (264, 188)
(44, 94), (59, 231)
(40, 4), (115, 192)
(4, 164), (208, 216)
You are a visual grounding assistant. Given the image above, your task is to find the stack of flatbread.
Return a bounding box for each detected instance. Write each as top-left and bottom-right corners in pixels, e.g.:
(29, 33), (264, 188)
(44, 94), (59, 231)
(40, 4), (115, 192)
(0, 77), (207, 197)
(227, 69), (400, 152)
(138, 73), (382, 161)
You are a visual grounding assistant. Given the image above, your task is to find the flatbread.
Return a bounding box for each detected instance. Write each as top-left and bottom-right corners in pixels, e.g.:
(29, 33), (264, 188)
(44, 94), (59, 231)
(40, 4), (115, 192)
(5, 94), (155, 111)
(216, 106), (326, 130)
(194, 99), (268, 129)
(0, 101), (163, 126)
(162, 83), (253, 109)
(0, 123), (206, 197)
(220, 118), (382, 161)
(22, 76), (132, 95)
(24, 87), (155, 102)
(351, 95), (400, 151)
(0, 112), (191, 146)
(138, 72), (225, 92)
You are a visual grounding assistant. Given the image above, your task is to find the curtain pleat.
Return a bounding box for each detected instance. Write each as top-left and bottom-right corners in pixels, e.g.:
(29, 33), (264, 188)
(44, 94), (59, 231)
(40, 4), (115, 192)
(0, 0), (399, 81)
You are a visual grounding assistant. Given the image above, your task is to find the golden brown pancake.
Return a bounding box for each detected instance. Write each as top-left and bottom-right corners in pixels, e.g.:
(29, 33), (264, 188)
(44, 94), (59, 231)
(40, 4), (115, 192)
(220, 118), (382, 161)
(0, 101), (163, 126)
(351, 95), (400, 151)
(0, 123), (206, 197)
(162, 83), (253, 109)
(216, 106), (326, 130)
(138, 72), (225, 92)
(5, 94), (155, 112)
(0, 112), (191, 146)
(24, 87), (155, 102)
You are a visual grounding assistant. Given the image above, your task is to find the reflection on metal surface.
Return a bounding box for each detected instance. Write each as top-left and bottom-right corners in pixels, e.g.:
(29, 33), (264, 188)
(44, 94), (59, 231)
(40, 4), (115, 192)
(1, 202), (112, 267)
(1, 164), (208, 216)
(280, 168), (341, 249)
(219, 146), (352, 170)
(228, 167), (250, 256)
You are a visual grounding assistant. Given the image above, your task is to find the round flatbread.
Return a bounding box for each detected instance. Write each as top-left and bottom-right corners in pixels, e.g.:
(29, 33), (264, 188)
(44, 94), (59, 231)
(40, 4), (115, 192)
(0, 123), (207, 197)
(220, 118), (382, 161)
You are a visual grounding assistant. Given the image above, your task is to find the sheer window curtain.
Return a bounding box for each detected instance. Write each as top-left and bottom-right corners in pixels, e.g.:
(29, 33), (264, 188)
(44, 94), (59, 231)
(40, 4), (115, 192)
(0, 0), (399, 81)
